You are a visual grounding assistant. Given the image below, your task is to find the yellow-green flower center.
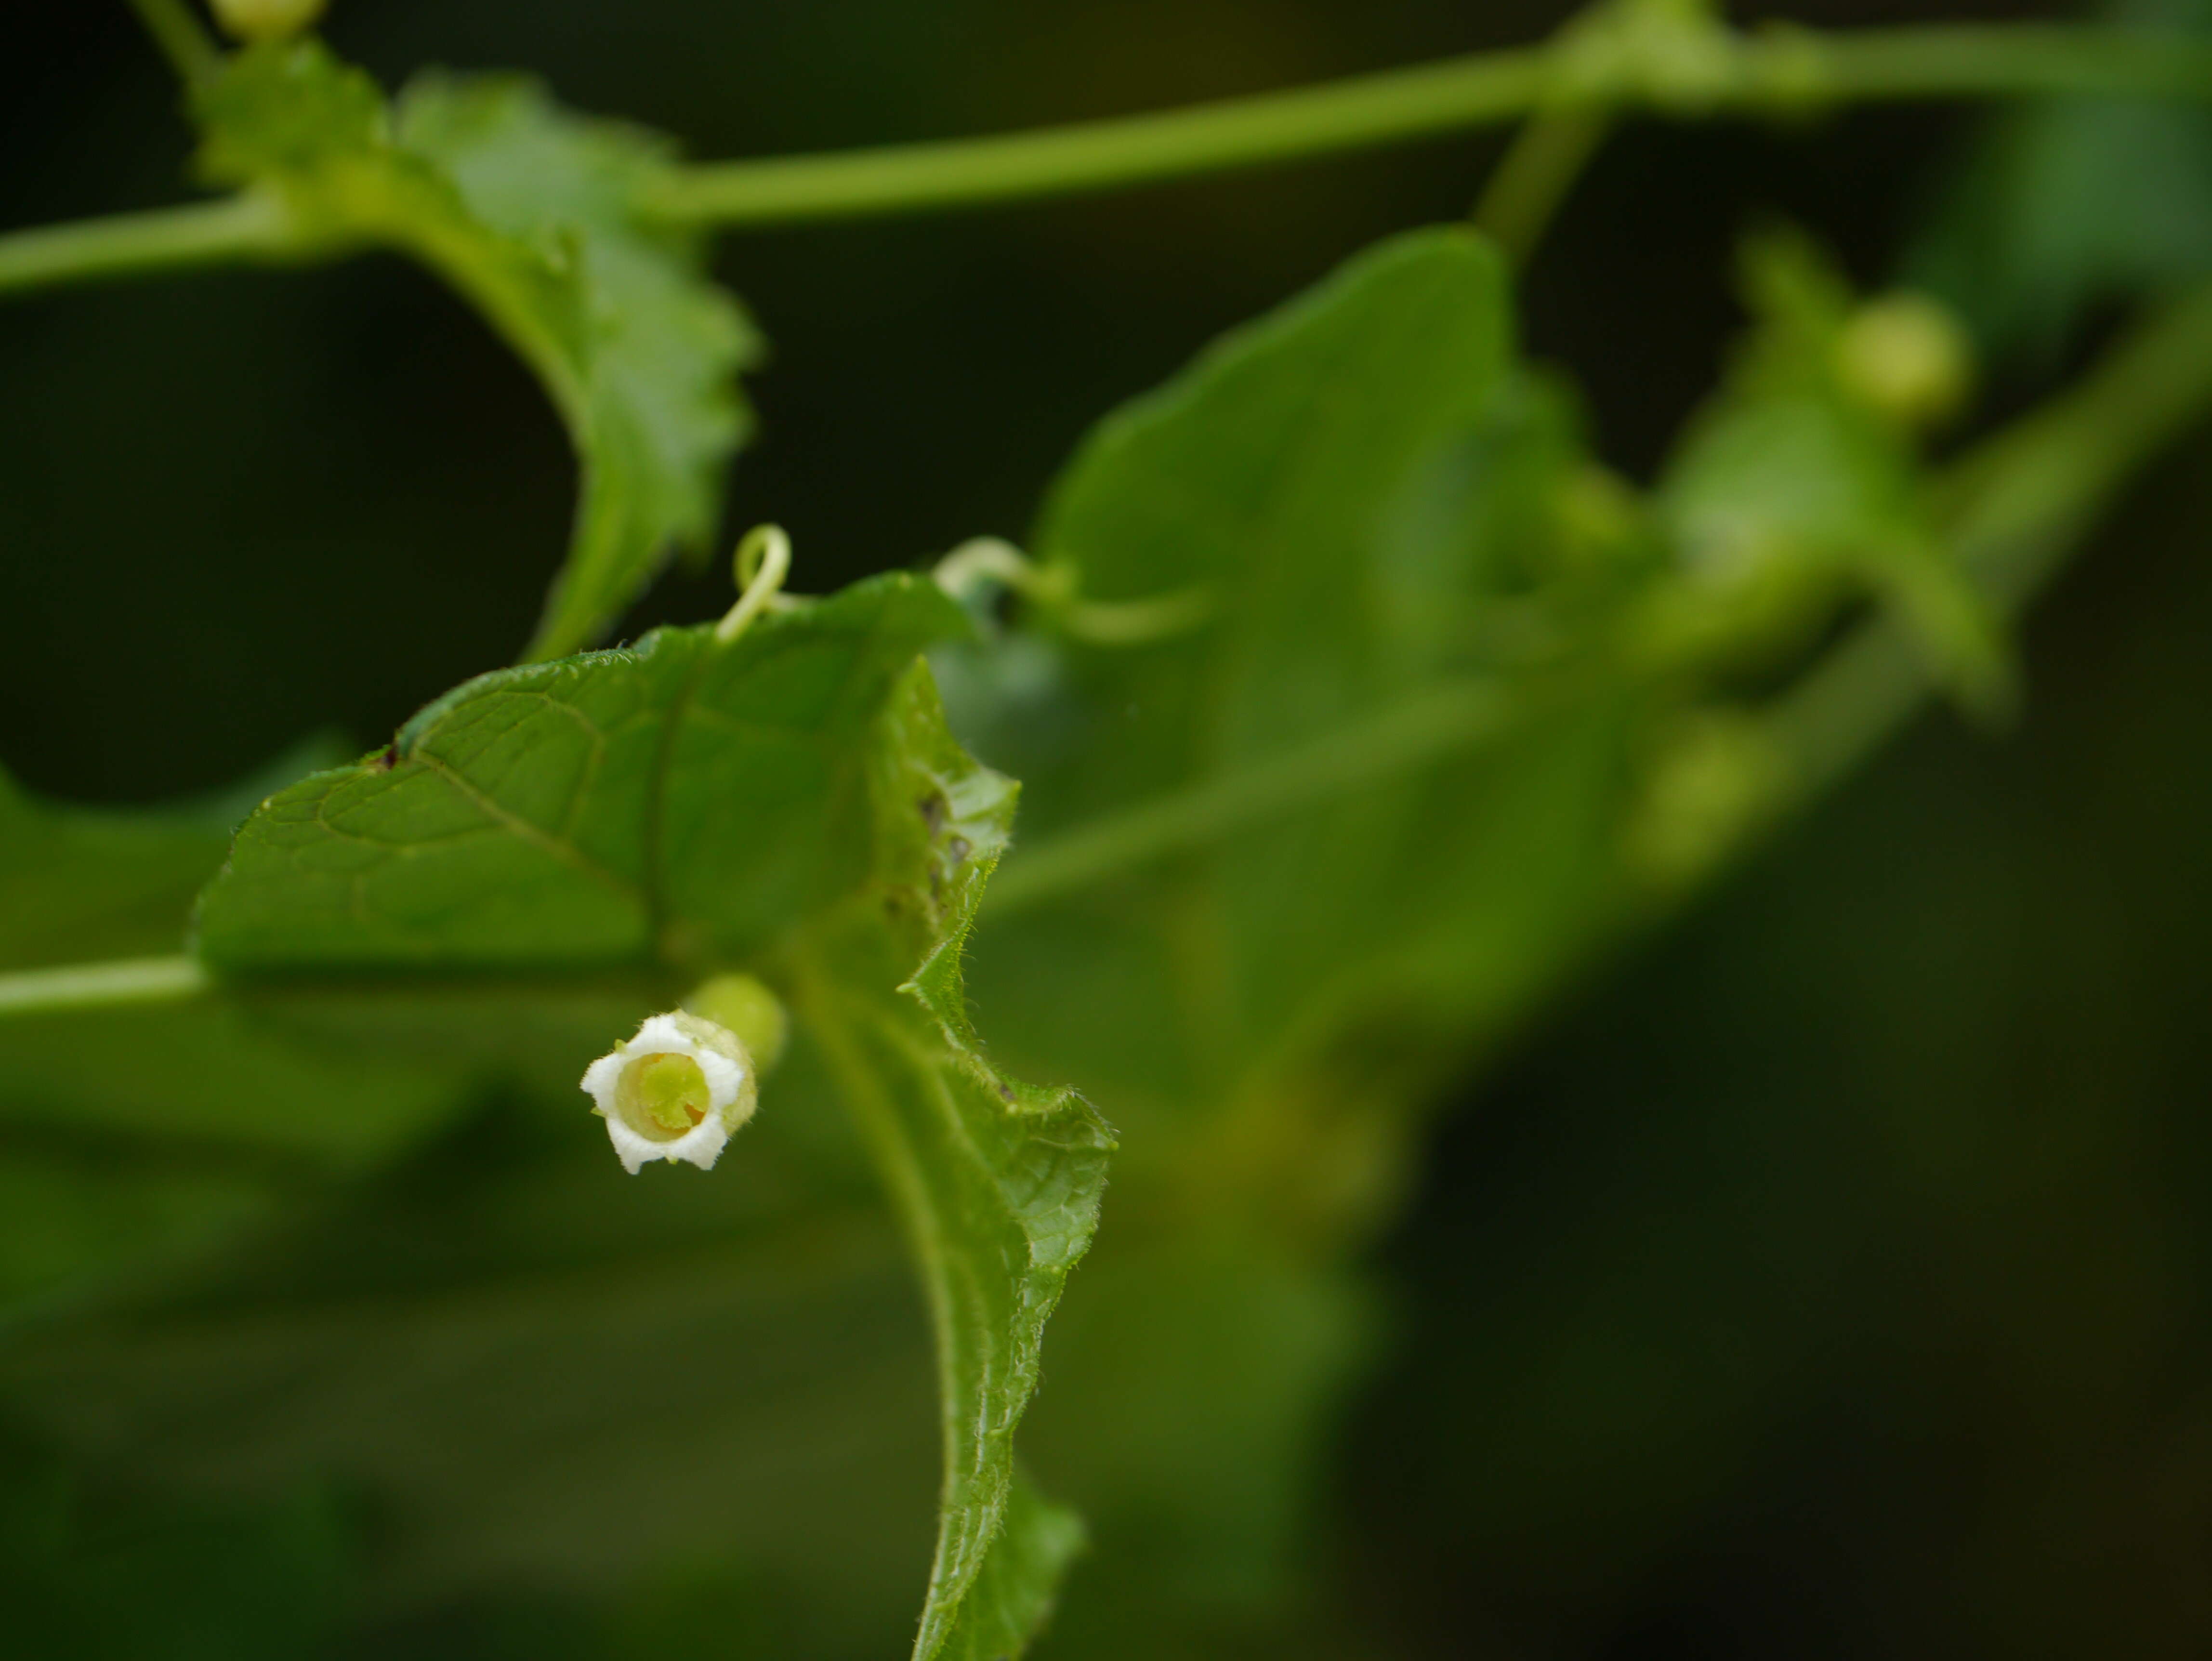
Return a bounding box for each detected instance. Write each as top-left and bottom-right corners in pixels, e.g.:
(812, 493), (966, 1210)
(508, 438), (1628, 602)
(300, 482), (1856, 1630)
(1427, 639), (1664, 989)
(616, 1051), (712, 1140)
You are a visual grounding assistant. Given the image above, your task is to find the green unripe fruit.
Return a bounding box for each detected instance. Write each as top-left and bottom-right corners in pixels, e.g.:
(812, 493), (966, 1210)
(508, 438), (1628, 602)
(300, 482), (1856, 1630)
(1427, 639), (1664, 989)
(1834, 292), (1974, 431)
(209, 0), (328, 44)
(684, 973), (789, 1074)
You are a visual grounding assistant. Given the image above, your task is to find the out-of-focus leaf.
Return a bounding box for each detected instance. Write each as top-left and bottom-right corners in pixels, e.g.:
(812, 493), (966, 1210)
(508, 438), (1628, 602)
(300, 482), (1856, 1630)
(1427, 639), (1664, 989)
(0, 767), (228, 972)
(0, 1435), (353, 1661)
(1019, 1239), (1382, 1661)
(952, 228), (1636, 1194)
(0, 765), (470, 1317)
(194, 579), (1113, 1659)
(1908, 0), (2212, 360)
(0, 1153), (942, 1655)
(0, 1151), (274, 1325)
(934, 228), (1644, 1649)
(191, 40), (759, 660)
(940, 222), (1998, 1657)
(0, 762), (466, 1161)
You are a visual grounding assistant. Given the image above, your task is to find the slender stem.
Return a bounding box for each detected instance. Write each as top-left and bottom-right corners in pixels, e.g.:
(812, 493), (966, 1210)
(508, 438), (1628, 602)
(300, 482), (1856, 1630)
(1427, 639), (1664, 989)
(983, 681), (1514, 917)
(0, 956), (211, 1018)
(649, 50), (1548, 226)
(648, 25), (2212, 228)
(124, 0), (223, 86)
(1473, 110), (1613, 265)
(7, 21), (2212, 300)
(1801, 21), (2212, 101)
(0, 193), (294, 301)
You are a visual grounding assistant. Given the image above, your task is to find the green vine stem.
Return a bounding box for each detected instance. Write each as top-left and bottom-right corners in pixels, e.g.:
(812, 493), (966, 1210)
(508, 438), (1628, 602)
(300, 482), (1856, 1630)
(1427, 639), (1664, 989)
(124, 0), (223, 86)
(4, 21), (2212, 300)
(0, 193), (293, 301)
(1472, 109), (1615, 265)
(645, 23), (2212, 226)
(0, 956), (211, 1017)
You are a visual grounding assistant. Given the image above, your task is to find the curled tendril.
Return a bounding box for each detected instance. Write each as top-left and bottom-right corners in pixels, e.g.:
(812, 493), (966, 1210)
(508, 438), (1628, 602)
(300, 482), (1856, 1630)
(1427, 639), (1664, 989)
(932, 535), (1213, 645)
(714, 523), (797, 645)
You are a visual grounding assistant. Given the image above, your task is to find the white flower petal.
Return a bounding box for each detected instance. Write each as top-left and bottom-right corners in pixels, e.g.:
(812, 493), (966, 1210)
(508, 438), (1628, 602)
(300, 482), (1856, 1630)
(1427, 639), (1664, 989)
(579, 1051), (626, 1106)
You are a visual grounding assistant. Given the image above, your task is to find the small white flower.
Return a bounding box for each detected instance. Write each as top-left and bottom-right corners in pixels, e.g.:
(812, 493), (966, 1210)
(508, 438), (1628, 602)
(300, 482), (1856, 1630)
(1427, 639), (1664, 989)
(581, 1011), (758, 1174)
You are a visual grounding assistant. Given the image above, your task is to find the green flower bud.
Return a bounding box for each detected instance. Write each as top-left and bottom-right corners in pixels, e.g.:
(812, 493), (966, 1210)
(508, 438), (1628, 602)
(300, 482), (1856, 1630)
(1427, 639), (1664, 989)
(1834, 292), (1974, 431)
(682, 973), (788, 1075)
(1623, 712), (1779, 888)
(208, 0), (328, 44)
(581, 1011), (758, 1173)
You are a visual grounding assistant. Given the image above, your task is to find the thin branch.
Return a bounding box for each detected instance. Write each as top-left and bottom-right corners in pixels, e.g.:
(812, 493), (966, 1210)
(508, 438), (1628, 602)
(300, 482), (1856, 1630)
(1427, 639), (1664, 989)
(0, 956), (211, 1018)
(0, 193), (294, 301)
(983, 682), (1516, 917)
(646, 24), (2212, 228)
(9, 22), (2212, 300)
(124, 0), (223, 86)
(1473, 109), (1613, 266)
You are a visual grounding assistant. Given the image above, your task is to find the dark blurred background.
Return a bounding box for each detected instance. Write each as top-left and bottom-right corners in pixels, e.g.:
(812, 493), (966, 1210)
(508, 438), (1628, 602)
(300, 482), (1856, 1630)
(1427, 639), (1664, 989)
(7, 0), (2212, 1655)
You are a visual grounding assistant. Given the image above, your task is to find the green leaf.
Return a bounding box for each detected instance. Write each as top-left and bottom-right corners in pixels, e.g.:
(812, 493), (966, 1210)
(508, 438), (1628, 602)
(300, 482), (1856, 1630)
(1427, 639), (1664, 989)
(395, 75), (759, 660)
(938, 1472), (1086, 1661)
(948, 228), (1640, 1194)
(789, 661), (1114, 1661)
(0, 764), (471, 1317)
(194, 577), (1113, 1659)
(191, 41), (759, 660)
(0, 760), (472, 1165)
(0, 1172), (946, 1654)
(198, 576), (957, 973)
(922, 233), (1646, 1644)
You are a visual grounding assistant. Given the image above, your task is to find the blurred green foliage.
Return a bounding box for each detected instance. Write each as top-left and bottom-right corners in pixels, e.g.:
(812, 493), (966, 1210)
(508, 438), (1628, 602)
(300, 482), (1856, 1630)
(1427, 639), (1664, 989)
(1911, 0), (2212, 361)
(5, 1), (2212, 1658)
